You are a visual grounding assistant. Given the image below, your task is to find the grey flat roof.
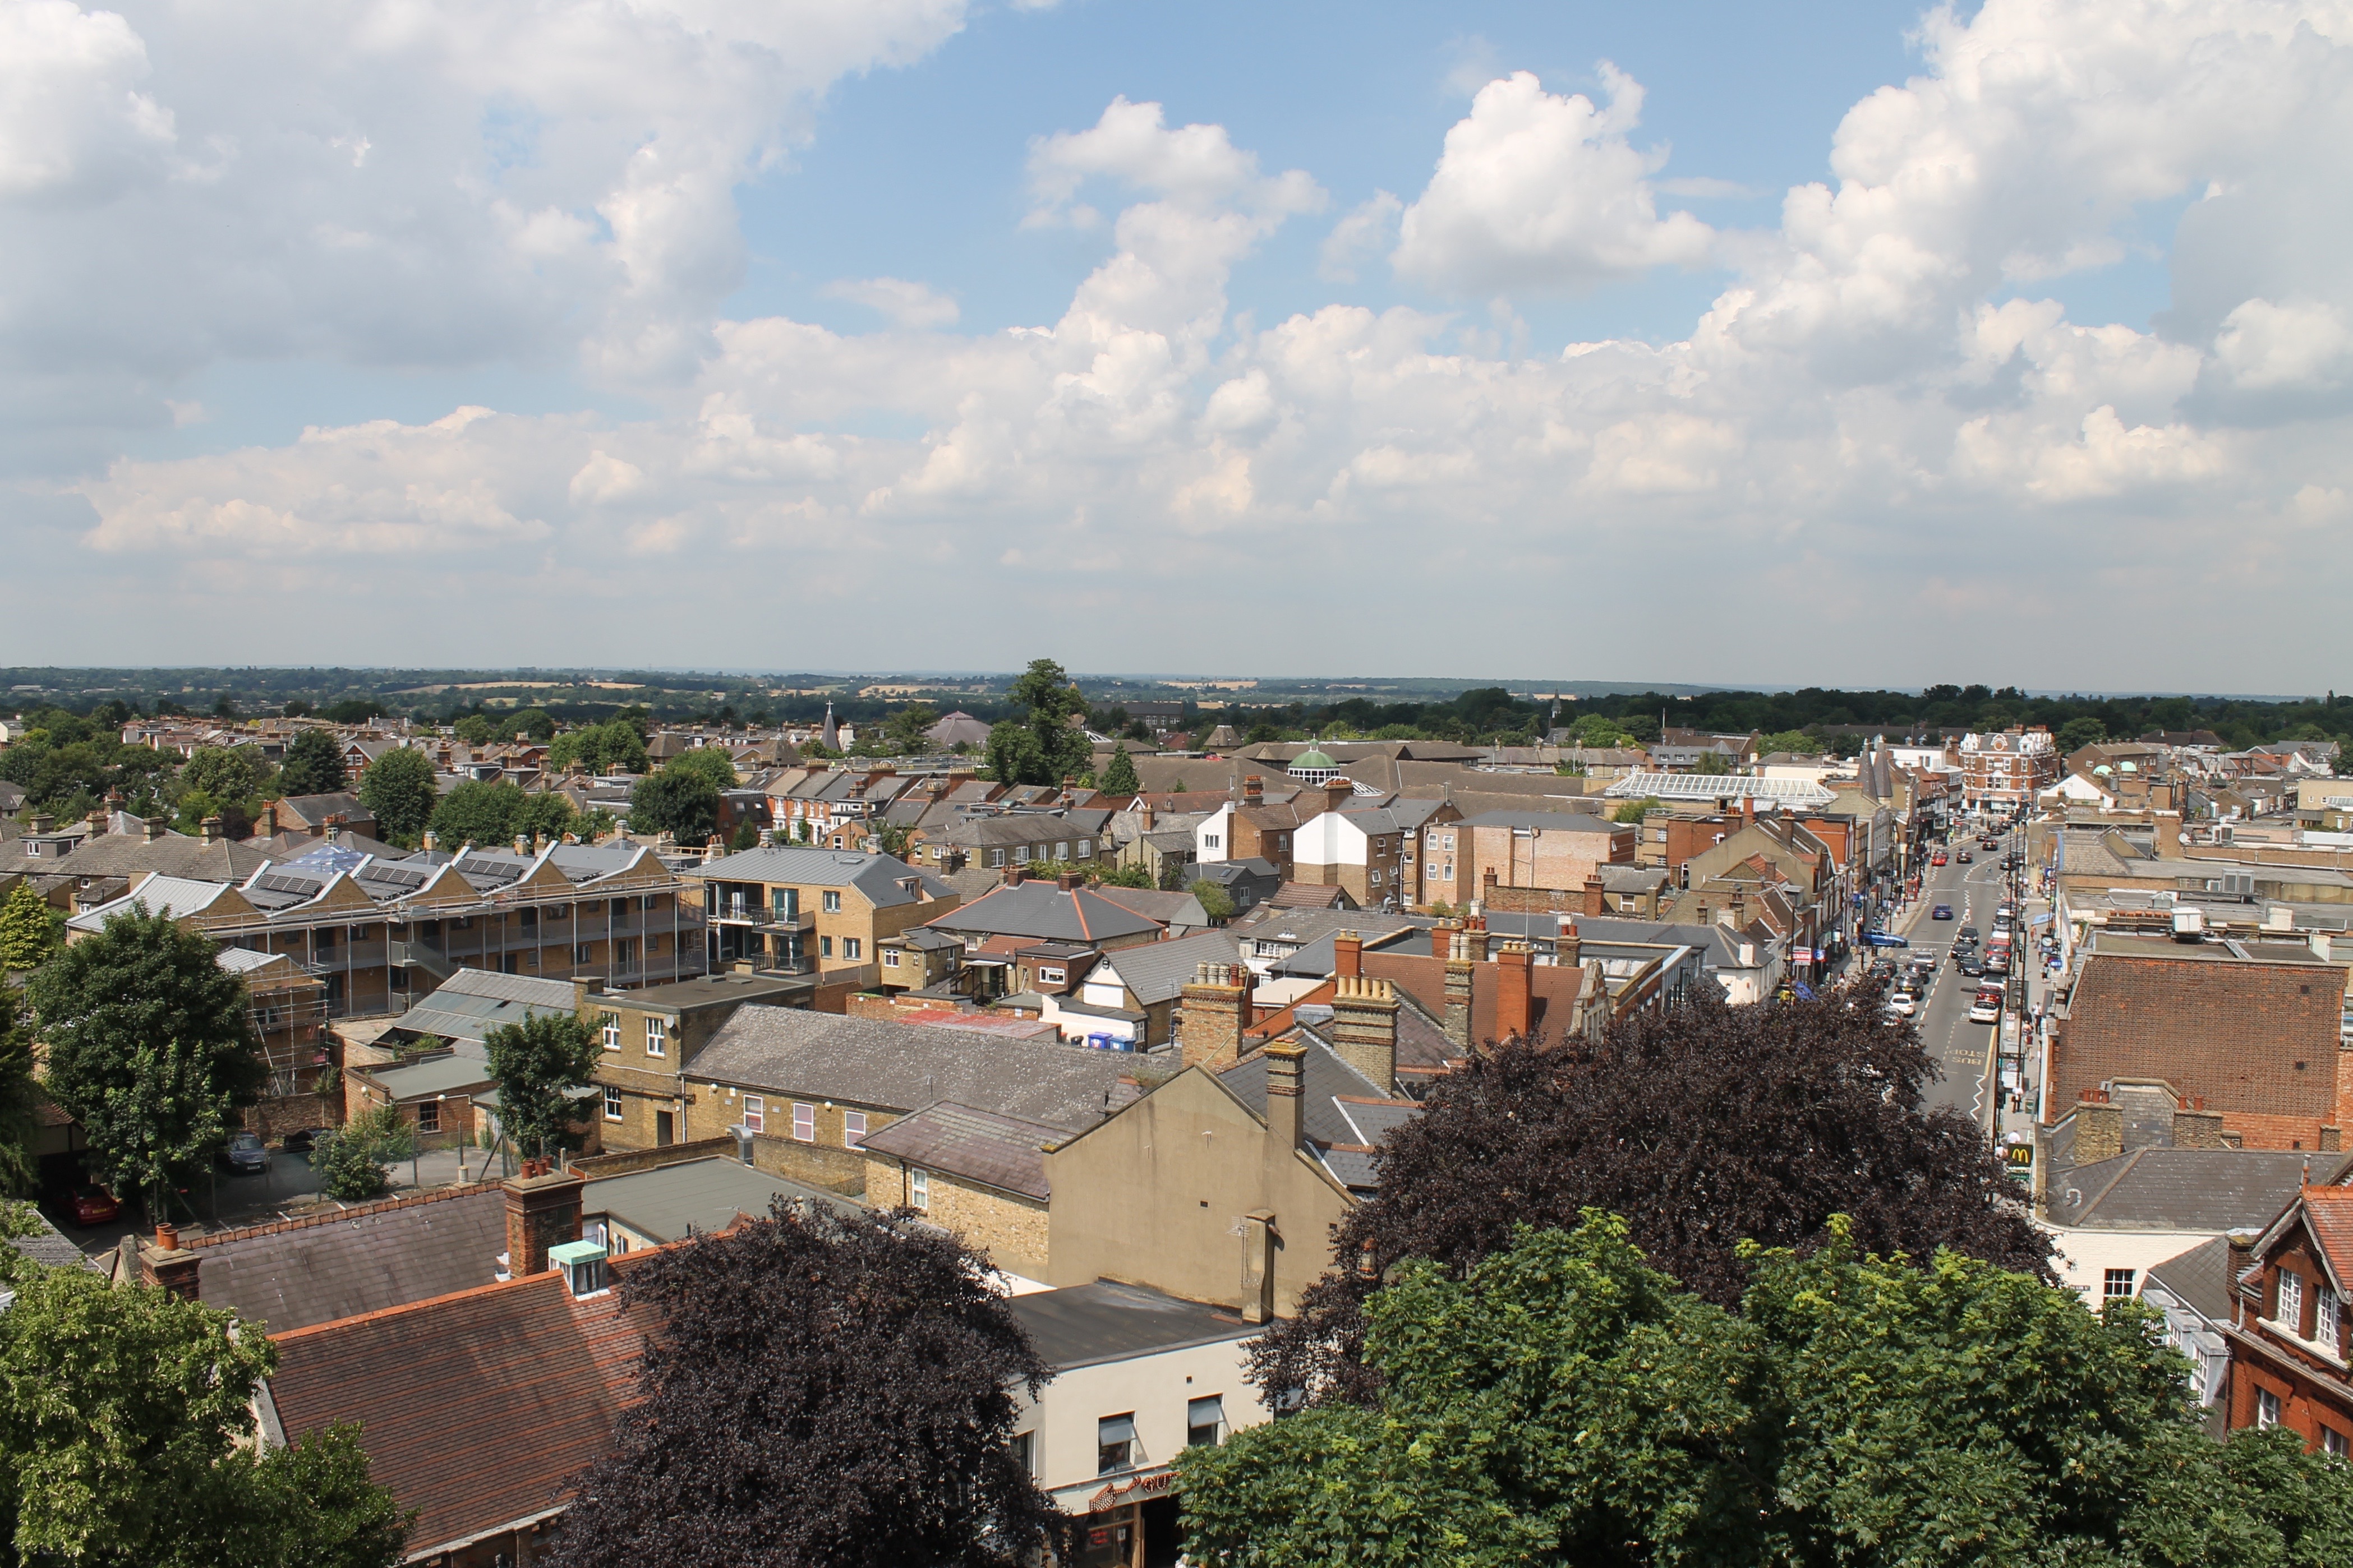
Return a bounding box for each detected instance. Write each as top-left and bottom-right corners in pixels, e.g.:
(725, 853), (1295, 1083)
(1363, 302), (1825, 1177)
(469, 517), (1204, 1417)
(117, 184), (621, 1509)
(595, 970), (812, 1013)
(1005, 1280), (1255, 1371)
(583, 1156), (857, 1242)
(363, 1054), (499, 1100)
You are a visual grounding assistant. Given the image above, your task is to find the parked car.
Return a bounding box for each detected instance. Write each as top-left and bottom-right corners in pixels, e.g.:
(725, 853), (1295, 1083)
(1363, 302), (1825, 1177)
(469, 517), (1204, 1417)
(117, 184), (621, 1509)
(220, 1131), (270, 1174)
(1930, 852), (1948, 866)
(1959, 954), (1985, 976)
(1968, 991), (2004, 1024)
(1931, 903), (1954, 920)
(1885, 993), (1918, 1018)
(67, 1183), (119, 1227)
(1956, 850), (1973, 863)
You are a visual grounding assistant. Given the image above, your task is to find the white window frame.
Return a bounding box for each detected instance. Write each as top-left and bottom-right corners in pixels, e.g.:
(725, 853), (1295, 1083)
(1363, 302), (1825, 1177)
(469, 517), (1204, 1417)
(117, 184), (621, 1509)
(2258, 1387), (2282, 1428)
(603, 1083), (623, 1122)
(1038, 966), (1065, 985)
(645, 1016), (667, 1057)
(910, 1168), (929, 1210)
(843, 938), (862, 960)
(2278, 1269), (2305, 1332)
(2319, 1287), (2342, 1348)
(740, 1094), (765, 1134)
(2324, 1426), (2349, 1459)
(2102, 1268), (2135, 1300)
(1204, 834), (1219, 850)
(600, 1011), (621, 1051)
(822, 891), (842, 913)
(793, 1101), (816, 1142)
(882, 948), (900, 967)
(844, 1111), (867, 1149)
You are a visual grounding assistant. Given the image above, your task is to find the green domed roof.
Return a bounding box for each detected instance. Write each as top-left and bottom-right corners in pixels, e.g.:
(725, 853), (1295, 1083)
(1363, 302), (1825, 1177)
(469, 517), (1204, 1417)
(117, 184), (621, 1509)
(1290, 747), (1337, 770)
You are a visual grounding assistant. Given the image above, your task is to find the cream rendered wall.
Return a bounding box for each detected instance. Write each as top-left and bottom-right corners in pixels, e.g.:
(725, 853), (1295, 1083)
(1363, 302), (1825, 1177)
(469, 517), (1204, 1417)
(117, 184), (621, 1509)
(1010, 1332), (1271, 1512)
(2039, 1223), (2217, 1306)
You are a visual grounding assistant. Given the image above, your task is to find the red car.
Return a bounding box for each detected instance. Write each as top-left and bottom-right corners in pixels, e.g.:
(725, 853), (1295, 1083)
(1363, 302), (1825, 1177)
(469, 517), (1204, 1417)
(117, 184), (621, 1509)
(1931, 852), (1948, 866)
(67, 1183), (119, 1226)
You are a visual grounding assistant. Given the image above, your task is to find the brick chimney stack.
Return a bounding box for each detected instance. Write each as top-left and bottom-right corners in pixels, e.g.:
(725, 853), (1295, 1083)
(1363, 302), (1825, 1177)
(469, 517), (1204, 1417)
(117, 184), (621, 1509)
(2071, 1091), (2125, 1165)
(142, 815), (168, 842)
(1334, 929), (1362, 980)
(200, 816), (224, 845)
(1430, 919), (1456, 961)
(1323, 777), (1352, 815)
(1139, 801), (1155, 831)
(1242, 774), (1264, 805)
(1583, 870), (1606, 917)
(1444, 932), (1476, 1051)
(1264, 1040), (1306, 1158)
(1557, 917), (1582, 970)
(1057, 871), (1084, 892)
(502, 1164), (586, 1279)
(138, 1223), (201, 1301)
(1178, 962), (1251, 1071)
(1466, 915), (1491, 963)
(1330, 975), (1399, 1092)
(1495, 942), (1533, 1043)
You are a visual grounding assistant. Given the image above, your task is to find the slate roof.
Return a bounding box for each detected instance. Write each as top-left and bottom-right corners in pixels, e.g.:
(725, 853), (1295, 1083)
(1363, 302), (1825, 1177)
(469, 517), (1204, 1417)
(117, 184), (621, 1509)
(1085, 929), (1243, 1006)
(1216, 1040), (1406, 1154)
(268, 1264), (645, 1555)
(686, 1006), (1144, 1131)
(190, 1185), (508, 1334)
(2043, 1149), (2353, 1230)
(694, 846), (950, 907)
(2144, 1236), (2235, 1322)
(1458, 809), (1624, 832)
(1006, 1279), (1254, 1371)
(40, 832), (273, 885)
(855, 1103), (1063, 1200)
(925, 881), (1164, 945)
(584, 1156), (857, 1240)
(1088, 888), (1212, 932)
(7, 1206), (98, 1272)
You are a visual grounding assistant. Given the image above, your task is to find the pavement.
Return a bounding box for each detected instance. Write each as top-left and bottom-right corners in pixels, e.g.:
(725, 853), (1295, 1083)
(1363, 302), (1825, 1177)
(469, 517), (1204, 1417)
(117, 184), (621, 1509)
(46, 1140), (504, 1263)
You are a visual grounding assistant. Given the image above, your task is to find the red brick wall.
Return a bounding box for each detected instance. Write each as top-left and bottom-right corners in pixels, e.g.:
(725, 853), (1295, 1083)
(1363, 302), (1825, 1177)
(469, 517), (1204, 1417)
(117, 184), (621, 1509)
(2051, 953), (2345, 1150)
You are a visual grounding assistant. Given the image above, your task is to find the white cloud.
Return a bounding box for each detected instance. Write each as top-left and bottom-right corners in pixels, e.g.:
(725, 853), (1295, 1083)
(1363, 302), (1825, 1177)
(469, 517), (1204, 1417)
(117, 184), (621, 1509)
(1392, 66), (1715, 292)
(821, 277), (961, 329)
(1320, 191), (1402, 282)
(31, 0), (2353, 682)
(0, 0), (173, 204)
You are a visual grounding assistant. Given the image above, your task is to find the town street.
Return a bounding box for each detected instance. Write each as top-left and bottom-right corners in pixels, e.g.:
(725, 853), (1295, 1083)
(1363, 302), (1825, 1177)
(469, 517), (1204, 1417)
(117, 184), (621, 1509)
(1892, 825), (2016, 1131)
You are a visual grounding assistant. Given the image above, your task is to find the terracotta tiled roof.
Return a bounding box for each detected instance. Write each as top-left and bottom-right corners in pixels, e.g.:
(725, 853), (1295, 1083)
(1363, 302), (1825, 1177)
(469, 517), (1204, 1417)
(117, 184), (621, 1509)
(269, 1264), (648, 1555)
(2304, 1186), (2353, 1291)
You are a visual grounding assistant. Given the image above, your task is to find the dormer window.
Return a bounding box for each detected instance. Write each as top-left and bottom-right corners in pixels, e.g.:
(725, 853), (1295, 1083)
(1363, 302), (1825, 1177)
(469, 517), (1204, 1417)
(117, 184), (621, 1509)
(2277, 1269), (2304, 1332)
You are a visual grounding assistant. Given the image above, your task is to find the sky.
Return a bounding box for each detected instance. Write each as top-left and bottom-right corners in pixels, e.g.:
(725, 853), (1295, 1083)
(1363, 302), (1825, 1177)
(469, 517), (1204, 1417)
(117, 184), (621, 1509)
(3, 0), (2350, 690)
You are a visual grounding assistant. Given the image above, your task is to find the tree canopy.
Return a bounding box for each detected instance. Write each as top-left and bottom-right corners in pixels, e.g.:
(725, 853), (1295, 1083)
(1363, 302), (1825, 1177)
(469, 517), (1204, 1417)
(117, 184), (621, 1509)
(483, 1011), (600, 1160)
(984, 658), (1092, 786)
(178, 745), (260, 804)
(356, 747), (439, 846)
(1189, 878), (1237, 923)
(428, 780), (575, 849)
(628, 766), (721, 846)
(26, 906), (268, 1216)
(1251, 997), (2049, 1404)
(665, 747), (738, 790)
(1099, 743), (1140, 796)
(0, 1215), (411, 1567)
(546, 720), (648, 777)
(540, 1202), (1063, 1568)
(1181, 1216), (2353, 1568)
(0, 991), (36, 1196)
(277, 730), (348, 797)
(0, 886), (62, 975)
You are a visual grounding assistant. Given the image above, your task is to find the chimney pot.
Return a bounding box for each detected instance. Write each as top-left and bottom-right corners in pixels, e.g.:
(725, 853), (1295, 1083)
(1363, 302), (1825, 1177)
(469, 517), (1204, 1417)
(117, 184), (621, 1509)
(154, 1223), (179, 1252)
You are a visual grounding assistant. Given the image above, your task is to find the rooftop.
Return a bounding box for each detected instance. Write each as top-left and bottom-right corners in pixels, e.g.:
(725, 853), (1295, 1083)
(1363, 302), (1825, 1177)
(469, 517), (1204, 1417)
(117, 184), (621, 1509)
(188, 1184), (508, 1334)
(2045, 1149), (2352, 1230)
(584, 1156), (858, 1242)
(1005, 1279), (1254, 1371)
(855, 1102), (1065, 1201)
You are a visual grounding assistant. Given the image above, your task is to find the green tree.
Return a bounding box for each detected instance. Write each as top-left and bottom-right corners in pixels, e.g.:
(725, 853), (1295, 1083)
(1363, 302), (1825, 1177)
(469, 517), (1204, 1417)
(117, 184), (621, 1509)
(278, 729), (348, 797)
(506, 707), (558, 742)
(1099, 744), (1141, 796)
(429, 780), (527, 847)
(629, 767), (722, 846)
(872, 820), (915, 861)
(0, 1229), (410, 1567)
(1693, 748), (1734, 775)
(484, 1011), (600, 1161)
(884, 703), (939, 751)
(666, 748), (739, 790)
(1757, 728), (1816, 755)
(0, 990), (38, 1195)
(312, 1104), (417, 1201)
(984, 659), (1092, 786)
(357, 747), (439, 846)
(547, 720), (649, 776)
(27, 906), (267, 1216)
(1610, 797), (1658, 824)
(1189, 878), (1236, 923)
(1181, 1216), (2353, 1568)
(0, 884), (63, 974)
(179, 744), (259, 804)
(2059, 715), (2108, 753)
(452, 714), (495, 746)
(1097, 862), (1153, 888)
